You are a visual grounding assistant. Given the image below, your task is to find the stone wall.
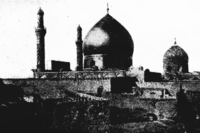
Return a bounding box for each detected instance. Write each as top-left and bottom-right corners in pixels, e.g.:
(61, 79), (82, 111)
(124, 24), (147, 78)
(3, 79), (111, 99)
(105, 93), (176, 120)
(106, 92), (200, 120)
(137, 81), (200, 97)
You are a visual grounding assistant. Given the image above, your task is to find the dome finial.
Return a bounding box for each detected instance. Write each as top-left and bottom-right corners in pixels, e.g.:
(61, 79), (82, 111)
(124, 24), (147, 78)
(107, 3), (109, 14)
(174, 38), (177, 45)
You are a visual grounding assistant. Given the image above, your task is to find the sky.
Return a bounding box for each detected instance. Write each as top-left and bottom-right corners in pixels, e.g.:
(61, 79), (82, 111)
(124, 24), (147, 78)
(0, 0), (200, 78)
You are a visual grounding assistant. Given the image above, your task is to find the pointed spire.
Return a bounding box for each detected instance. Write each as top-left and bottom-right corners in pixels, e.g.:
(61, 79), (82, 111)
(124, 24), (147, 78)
(107, 3), (109, 14)
(77, 24), (82, 41)
(38, 7), (44, 15)
(77, 24), (82, 31)
(174, 38), (177, 45)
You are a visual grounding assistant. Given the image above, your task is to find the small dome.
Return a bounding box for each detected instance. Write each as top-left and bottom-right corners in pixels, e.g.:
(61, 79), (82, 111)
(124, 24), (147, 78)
(83, 14), (134, 70)
(163, 41), (189, 73)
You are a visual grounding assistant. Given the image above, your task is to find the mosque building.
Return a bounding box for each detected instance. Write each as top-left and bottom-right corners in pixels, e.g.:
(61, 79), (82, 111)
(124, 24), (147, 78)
(32, 7), (198, 81)
(32, 6), (135, 79)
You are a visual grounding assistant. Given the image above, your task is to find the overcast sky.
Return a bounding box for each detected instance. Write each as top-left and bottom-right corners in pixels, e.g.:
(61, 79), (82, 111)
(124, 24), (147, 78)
(0, 0), (200, 78)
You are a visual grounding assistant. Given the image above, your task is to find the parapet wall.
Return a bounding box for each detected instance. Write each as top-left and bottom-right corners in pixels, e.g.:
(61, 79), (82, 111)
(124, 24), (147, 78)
(33, 70), (127, 79)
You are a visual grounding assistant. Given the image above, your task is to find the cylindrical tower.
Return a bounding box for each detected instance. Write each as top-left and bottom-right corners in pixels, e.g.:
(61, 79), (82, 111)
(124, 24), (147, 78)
(76, 25), (83, 71)
(35, 8), (46, 71)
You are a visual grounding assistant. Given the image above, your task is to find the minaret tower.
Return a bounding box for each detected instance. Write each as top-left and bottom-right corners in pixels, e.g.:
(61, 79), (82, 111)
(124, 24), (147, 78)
(76, 25), (83, 71)
(35, 8), (46, 71)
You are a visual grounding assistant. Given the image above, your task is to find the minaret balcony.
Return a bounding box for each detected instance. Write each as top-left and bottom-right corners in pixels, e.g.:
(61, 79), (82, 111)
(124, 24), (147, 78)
(35, 27), (46, 35)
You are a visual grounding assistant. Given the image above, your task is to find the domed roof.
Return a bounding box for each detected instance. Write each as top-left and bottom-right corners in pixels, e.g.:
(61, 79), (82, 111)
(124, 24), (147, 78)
(163, 44), (188, 62)
(83, 14), (134, 57)
(163, 40), (189, 73)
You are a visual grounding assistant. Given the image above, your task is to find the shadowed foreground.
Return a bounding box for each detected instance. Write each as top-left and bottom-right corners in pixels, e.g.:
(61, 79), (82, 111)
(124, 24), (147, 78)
(1, 79), (200, 133)
(1, 98), (200, 133)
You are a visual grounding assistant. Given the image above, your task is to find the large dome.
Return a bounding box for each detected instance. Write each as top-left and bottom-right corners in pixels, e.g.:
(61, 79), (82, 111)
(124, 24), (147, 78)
(163, 41), (189, 74)
(83, 14), (134, 70)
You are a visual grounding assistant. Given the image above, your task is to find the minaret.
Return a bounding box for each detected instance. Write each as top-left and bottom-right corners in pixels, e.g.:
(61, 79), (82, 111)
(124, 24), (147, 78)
(76, 25), (83, 71)
(35, 8), (46, 71)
